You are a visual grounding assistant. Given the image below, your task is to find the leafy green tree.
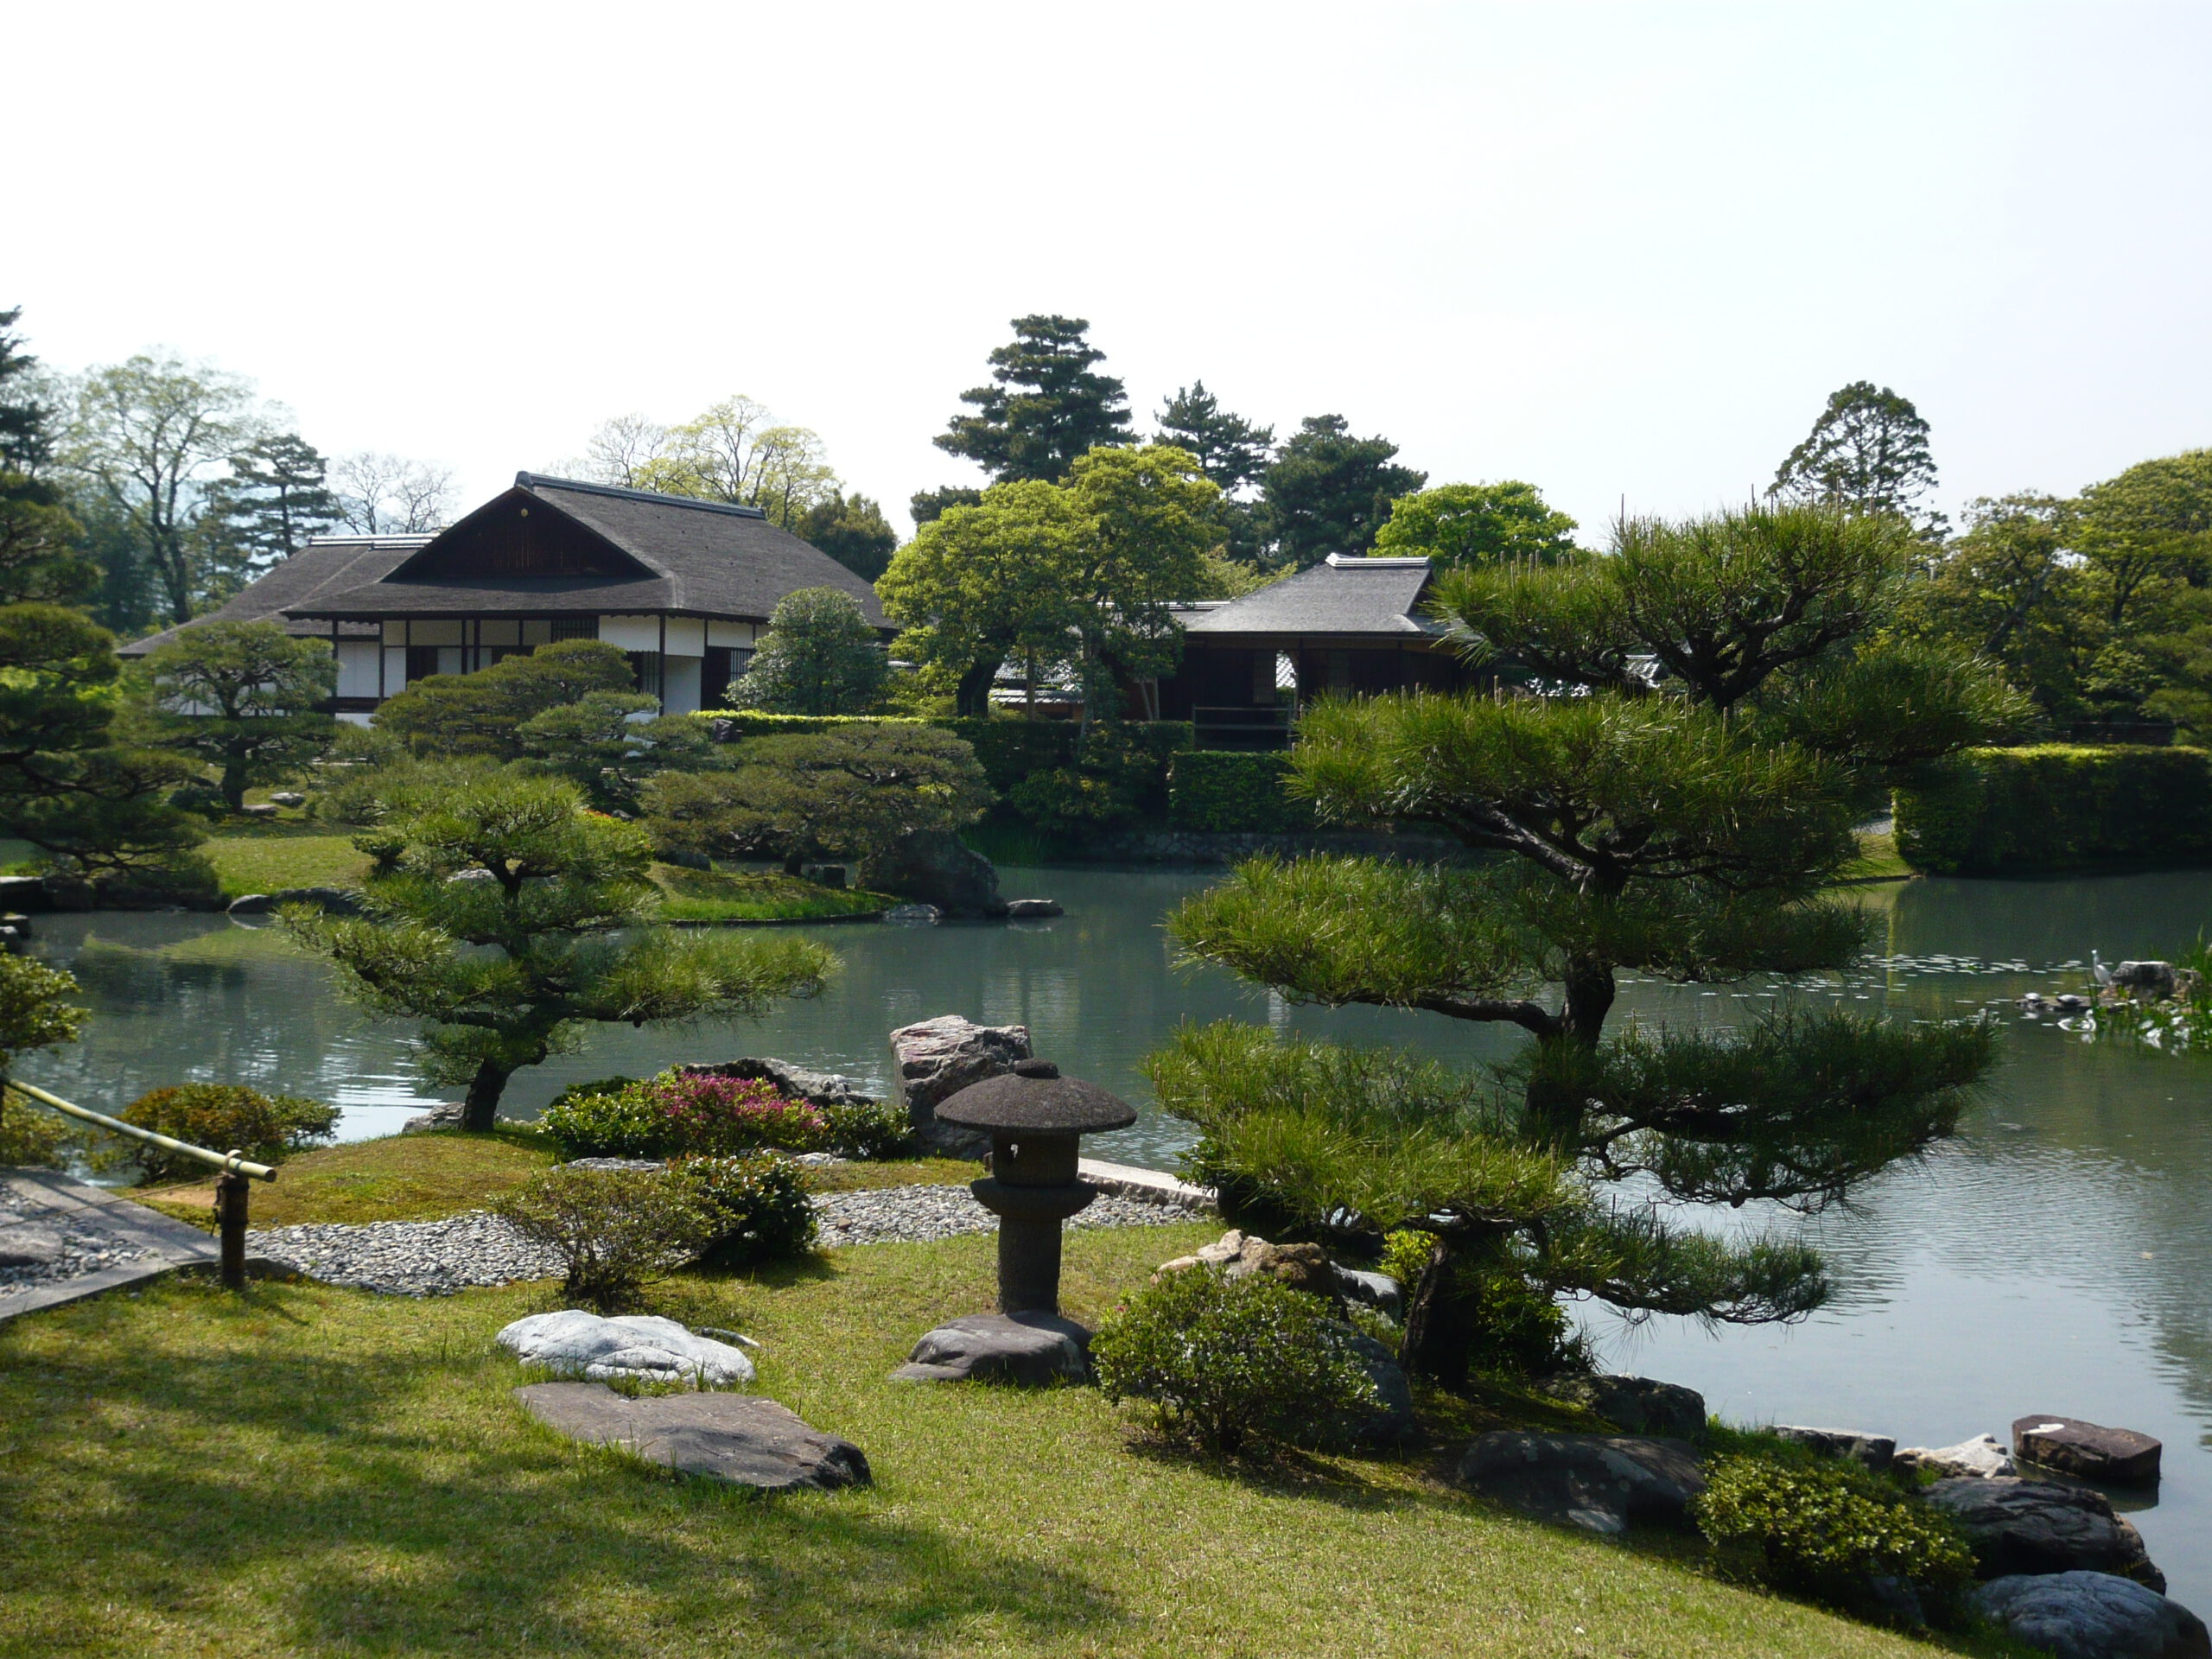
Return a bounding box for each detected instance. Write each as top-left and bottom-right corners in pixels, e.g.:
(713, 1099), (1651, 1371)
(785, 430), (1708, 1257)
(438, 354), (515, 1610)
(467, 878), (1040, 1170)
(1895, 493), (2094, 719)
(880, 446), (1222, 719)
(285, 771), (834, 1129)
(60, 352), (264, 622)
(1771, 381), (1943, 536)
(137, 621), (338, 810)
(2075, 448), (2212, 629)
(1159, 505), (2022, 1383)
(1257, 415), (1426, 570)
(201, 432), (340, 582)
(1370, 481), (1579, 568)
(517, 693), (723, 813)
(374, 639), (638, 758)
(0, 309), (98, 611)
(0, 951), (86, 1158)
(933, 315), (1131, 485)
(907, 486), (982, 528)
(796, 490), (899, 581)
(644, 722), (989, 875)
(728, 588), (887, 715)
(620, 397), (840, 529)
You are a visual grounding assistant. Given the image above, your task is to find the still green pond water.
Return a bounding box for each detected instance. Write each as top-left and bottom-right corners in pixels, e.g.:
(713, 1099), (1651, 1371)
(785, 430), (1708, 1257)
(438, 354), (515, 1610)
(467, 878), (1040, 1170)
(16, 866), (2212, 1604)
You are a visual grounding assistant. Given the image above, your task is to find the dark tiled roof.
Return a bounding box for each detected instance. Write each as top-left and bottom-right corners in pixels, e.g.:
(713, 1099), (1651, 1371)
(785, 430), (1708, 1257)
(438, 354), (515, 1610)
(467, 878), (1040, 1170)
(120, 537), (429, 656)
(287, 474), (889, 627)
(1182, 555), (1435, 639)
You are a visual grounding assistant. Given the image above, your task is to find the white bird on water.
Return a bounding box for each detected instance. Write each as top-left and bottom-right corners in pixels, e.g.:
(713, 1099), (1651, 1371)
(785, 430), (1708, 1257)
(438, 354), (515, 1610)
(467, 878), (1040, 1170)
(2093, 950), (2114, 988)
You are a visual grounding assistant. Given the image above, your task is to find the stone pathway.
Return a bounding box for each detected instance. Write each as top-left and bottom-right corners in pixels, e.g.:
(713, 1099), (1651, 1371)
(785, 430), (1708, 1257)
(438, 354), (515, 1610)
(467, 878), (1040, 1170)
(0, 1167), (232, 1322)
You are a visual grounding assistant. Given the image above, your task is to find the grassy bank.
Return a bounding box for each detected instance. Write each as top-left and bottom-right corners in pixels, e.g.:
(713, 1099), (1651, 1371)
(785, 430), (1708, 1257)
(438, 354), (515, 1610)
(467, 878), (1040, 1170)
(1835, 827), (1912, 885)
(0, 1224), (1970, 1659)
(202, 825), (372, 898)
(134, 1133), (989, 1230)
(648, 864), (891, 922)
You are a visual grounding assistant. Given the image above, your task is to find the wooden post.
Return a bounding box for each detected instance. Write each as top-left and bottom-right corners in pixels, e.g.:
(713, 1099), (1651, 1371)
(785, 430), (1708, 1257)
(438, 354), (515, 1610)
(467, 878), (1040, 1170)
(215, 1159), (250, 1291)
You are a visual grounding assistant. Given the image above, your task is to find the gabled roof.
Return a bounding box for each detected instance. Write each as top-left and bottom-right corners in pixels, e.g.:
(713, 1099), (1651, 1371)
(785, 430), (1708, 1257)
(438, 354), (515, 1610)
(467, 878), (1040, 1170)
(1182, 554), (1436, 640)
(120, 537), (429, 656)
(280, 473), (889, 626)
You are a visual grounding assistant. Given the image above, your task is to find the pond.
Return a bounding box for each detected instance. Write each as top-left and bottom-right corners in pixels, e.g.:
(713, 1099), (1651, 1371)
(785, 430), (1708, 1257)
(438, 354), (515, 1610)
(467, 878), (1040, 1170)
(14, 864), (2212, 1605)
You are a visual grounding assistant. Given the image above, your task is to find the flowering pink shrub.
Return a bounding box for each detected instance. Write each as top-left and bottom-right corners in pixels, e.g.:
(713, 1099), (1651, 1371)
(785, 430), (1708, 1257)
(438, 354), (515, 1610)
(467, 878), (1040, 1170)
(540, 1069), (830, 1157)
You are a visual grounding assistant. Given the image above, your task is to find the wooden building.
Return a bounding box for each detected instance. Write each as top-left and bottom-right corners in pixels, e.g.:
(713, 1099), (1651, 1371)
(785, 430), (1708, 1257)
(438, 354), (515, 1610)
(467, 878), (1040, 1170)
(124, 473), (890, 720)
(1145, 555), (1482, 746)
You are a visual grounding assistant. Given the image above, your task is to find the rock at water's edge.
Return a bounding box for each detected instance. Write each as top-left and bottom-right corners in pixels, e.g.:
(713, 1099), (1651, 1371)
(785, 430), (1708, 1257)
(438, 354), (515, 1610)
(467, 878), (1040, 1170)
(400, 1102), (466, 1135)
(1004, 899), (1063, 918)
(2014, 1415), (2163, 1484)
(515, 1382), (869, 1491)
(1544, 1374), (1707, 1443)
(1775, 1425), (1897, 1471)
(1457, 1432), (1706, 1536)
(497, 1310), (756, 1389)
(1897, 1433), (2017, 1478)
(1975, 1572), (2209, 1659)
(893, 1312), (1091, 1385)
(888, 1014), (1031, 1157)
(226, 887), (367, 917)
(677, 1057), (877, 1112)
(857, 830), (1006, 918)
(1925, 1478), (2165, 1590)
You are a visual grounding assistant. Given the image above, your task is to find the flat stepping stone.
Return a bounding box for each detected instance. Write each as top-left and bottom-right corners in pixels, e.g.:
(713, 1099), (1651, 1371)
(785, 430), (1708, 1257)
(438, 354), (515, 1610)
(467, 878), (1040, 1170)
(498, 1310), (755, 1389)
(0, 1223), (66, 1268)
(1774, 1425), (1897, 1471)
(515, 1382), (869, 1491)
(1975, 1571), (2209, 1659)
(2016, 1414), (2164, 1484)
(1457, 1432), (1705, 1536)
(893, 1312), (1090, 1385)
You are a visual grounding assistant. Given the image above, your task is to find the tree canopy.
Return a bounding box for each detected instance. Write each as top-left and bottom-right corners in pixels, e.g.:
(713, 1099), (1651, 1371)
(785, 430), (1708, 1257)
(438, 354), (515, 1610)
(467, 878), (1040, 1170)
(201, 433), (340, 582)
(374, 639), (639, 758)
(932, 315), (1131, 485)
(1257, 415), (1426, 570)
(286, 771), (833, 1129)
(1160, 503), (2022, 1382)
(1770, 380), (1942, 536)
(726, 588), (887, 715)
(796, 491), (899, 581)
(1370, 481), (1578, 568)
(136, 620), (337, 810)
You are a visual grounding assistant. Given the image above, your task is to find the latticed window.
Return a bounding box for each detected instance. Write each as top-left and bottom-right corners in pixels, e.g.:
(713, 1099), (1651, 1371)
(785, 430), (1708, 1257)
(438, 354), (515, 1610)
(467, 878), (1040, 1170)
(550, 618), (596, 640)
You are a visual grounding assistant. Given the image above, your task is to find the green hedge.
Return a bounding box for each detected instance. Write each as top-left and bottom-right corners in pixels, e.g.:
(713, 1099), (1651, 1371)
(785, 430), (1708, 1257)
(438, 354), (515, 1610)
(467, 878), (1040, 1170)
(700, 712), (923, 739)
(1894, 744), (2212, 874)
(1167, 751), (1317, 833)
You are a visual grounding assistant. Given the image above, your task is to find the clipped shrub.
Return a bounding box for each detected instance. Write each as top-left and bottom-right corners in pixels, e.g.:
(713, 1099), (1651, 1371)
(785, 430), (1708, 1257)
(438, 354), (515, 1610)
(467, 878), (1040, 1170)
(538, 1069), (829, 1160)
(1092, 1268), (1378, 1457)
(1166, 751), (1316, 834)
(1894, 744), (2212, 874)
(108, 1084), (340, 1184)
(1694, 1452), (1976, 1622)
(492, 1165), (709, 1312)
(0, 1089), (79, 1169)
(820, 1096), (913, 1159)
(674, 1154), (817, 1267)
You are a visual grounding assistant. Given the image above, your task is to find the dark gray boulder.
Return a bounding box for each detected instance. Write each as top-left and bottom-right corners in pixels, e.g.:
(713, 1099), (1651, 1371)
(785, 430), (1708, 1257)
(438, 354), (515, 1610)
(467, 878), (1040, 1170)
(2015, 1415), (2164, 1484)
(1975, 1572), (2210, 1659)
(1334, 1266), (1403, 1319)
(1925, 1478), (2165, 1590)
(887, 1014), (1032, 1158)
(1775, 1425), (1897, 1471)
(857, 830), (1007, 918)
(1457, 1432), (1706, 1535)
(892, 1312), (1091, 1385)
(1544, 1374), (1707, 1442)
(226, 887), (367, 918)
(1344, 1331), (1415, 1446)
(2113, 961), (2180, 1000)
(0, 875), (51, 912)
(514, 1382), (868, 1491)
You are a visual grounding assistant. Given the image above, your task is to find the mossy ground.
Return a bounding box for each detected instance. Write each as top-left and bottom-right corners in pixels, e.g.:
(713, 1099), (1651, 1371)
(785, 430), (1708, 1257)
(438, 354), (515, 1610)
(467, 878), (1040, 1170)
(0, 1218), (2005, 1659)
(647, 864), (893, 922)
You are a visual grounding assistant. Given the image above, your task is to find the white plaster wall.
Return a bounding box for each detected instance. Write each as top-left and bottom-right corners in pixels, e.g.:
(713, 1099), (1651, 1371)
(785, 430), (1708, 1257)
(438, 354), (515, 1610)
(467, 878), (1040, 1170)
(663, 655), (702, 715)
(598, 615), (663, 652)
(336, 641), (380, 698)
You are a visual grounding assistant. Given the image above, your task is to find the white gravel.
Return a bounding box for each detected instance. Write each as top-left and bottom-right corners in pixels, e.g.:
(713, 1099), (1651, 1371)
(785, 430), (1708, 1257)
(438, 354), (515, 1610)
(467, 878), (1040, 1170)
(0, 1187), (157, 1289)
(250, 1181), (1204, 1296)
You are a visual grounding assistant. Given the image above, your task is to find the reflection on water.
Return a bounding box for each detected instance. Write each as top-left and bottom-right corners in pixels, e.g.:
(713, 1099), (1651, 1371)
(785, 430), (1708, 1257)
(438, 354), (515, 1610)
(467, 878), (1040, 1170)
(15, 864), (2212, 1602)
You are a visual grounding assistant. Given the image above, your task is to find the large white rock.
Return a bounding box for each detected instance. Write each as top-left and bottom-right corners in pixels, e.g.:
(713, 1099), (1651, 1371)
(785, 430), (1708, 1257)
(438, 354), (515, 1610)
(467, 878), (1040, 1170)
(1897, 1432), (2017, 1478)
(496, 1311), (755, 1389)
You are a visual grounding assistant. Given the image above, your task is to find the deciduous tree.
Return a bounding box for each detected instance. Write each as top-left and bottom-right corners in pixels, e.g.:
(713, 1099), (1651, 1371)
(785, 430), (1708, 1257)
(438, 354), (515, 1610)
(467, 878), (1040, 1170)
(137, 620), (338, 810)
(332, 452), (457, 535)
(1159, 504), (2022, 1383)
(1370, 481), (1578, 568)
(286, 772), (833, 1129)
(727, 588), (887, 715)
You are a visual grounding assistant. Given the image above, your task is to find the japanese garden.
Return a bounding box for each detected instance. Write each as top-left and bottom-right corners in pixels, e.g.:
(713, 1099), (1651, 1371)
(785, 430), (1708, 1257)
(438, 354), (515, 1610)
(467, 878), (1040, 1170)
(7, 108), (2212, 1659)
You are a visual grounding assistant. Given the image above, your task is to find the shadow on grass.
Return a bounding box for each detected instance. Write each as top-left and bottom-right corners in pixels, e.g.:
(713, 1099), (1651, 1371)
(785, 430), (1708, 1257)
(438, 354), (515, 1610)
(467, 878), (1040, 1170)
(1, 1282), (1123, 1657)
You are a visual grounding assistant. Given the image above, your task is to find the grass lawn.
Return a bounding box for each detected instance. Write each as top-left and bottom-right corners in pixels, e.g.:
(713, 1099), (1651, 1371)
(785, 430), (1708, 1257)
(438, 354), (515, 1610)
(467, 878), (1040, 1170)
(1835, 828), (1913, 885)
(201, 824), (372, 899)
(649, 864), (893, 923)
(0, 1221), (1985, 1659)
(133, 1134), (990, 1231)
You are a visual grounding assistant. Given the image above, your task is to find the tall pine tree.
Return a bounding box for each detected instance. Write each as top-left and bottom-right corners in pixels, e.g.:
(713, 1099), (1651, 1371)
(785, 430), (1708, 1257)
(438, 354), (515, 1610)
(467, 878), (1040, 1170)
(1771, 381), (1943, 537)
(1256, 415), (1426, 570)
(933, 315), (1131, 484)
(202, 432), (341, 590)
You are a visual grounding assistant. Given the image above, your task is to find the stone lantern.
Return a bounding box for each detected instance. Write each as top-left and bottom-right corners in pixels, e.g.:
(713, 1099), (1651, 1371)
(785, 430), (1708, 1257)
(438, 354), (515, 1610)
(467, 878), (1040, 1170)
(933, 1058), (1135, 1317)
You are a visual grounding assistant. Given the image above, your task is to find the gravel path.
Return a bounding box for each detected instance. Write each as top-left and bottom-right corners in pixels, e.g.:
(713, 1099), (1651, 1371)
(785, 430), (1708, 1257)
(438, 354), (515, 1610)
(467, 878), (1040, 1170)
(0, 1184), (158, 1290)
(250, 1182), (1205, 1297)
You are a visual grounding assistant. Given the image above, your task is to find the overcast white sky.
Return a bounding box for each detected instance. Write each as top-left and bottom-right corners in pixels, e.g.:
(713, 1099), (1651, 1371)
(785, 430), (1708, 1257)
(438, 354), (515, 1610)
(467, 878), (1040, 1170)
(10, 2), (2209, 539)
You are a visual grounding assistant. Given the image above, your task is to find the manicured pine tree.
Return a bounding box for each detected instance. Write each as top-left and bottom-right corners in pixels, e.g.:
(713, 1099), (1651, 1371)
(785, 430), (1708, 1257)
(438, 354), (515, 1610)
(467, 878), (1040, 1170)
(1154, 504), (2026, 1383)
(932, 315), (1131, 485)
(1256, 415), (1427, 570)
(136, 620), (338, 810)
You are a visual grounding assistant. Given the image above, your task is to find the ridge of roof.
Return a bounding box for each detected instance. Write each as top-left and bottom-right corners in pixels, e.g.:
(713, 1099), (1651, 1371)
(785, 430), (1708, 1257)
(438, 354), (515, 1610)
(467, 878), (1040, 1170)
(516, 472), (769, 521)
(1325, 552), (1430, 569)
